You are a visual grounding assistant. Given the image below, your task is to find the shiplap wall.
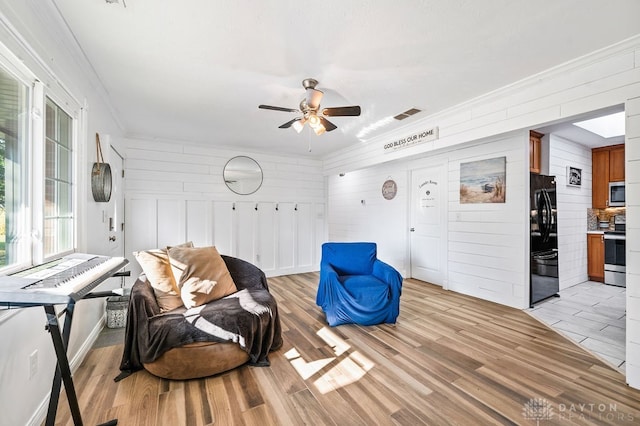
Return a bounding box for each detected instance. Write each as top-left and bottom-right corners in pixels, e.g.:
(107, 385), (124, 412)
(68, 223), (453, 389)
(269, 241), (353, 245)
(445, 134), (527, 307)
(323, 36), (640, 389)
(549, 135), (592, 289)
(327, 132), (528, 308)
(327, 163), (409, 275)
(626, 96), (640, 388)
(323, 36), (640, 177)
(123, 137), (327, 281)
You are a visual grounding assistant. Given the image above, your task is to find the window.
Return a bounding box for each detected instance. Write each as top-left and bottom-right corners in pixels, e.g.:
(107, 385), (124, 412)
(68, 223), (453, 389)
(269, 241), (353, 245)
(0, 65), (29, 269)
(44, 98), (73, 257)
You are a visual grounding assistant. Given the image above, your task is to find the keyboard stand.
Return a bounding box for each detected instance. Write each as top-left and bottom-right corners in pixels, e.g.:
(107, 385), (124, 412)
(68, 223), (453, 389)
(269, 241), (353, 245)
(45, 301), (82, 426)
(0, 257), (128, 426)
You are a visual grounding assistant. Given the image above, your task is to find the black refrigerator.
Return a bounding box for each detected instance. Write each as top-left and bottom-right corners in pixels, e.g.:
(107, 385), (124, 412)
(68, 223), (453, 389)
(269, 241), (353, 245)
(530, 173), (559, 306)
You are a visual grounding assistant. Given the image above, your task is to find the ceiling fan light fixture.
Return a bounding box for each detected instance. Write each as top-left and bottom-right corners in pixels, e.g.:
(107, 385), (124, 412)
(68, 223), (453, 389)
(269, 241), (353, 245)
(307, 113), (326, 135)
(258, 78), (360, 136)
(292, 118), (306, 133)
(312, 124), (326, 136)
(308, 114), (321, 126)
(306, 88), (324, 110)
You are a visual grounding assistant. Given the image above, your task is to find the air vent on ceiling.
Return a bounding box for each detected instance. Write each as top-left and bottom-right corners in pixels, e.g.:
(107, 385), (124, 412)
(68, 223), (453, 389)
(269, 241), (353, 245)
(393, 108), (421, 121)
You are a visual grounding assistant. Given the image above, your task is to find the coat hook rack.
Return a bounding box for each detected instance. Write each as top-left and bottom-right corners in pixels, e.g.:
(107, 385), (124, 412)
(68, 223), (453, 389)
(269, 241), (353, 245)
(275, 204), (279, 211)
(255, 204), (258, 211)
(232, 202), (236, 211)
(294, 204), (298, 211)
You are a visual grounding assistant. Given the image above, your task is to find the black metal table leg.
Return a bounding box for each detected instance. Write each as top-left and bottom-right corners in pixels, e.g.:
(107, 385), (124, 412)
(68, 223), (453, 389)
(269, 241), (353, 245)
(44, 304), (83, 426)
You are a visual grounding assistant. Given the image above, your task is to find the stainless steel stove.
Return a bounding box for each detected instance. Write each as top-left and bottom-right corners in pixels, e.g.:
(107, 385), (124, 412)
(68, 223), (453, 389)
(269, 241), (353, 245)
(604, 215), (625, 287)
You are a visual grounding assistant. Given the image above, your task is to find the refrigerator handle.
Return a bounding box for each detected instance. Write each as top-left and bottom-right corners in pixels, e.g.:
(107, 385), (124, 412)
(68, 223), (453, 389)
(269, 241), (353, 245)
(536, 190), (546, 240)
(542, 189), (552, 243)
(539, 189), (547, 242)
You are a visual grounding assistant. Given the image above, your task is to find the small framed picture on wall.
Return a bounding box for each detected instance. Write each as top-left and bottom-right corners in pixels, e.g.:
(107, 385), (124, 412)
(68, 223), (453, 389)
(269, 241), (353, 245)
(567, 166), (582, 187)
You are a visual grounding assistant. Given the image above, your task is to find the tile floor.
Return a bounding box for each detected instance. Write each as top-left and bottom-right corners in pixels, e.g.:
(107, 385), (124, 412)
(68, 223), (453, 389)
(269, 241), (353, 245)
(528, 281), (626, 372)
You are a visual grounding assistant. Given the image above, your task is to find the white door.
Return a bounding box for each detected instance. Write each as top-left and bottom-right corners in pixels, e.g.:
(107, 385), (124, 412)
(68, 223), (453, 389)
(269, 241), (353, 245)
(105, 146), (125, 288)
(410, 165), (447, 286)
(107, 147), (125, 259)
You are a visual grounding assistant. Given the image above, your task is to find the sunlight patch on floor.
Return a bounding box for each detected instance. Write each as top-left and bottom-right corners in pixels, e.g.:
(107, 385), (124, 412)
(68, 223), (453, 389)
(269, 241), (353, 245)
(314, 351), (374, 394)
(316, 326), (351, 356)
(286, 326), (375, 394)
(285, 347), (335, 380)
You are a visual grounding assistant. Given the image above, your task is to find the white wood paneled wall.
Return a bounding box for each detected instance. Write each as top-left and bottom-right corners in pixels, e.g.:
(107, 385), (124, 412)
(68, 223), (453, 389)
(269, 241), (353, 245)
(625, 95), (640, 388)
(549, 135), (592, 290)
(445, 134), (527, 308)
(327, 164), (409, 275)
(327, 132), (528, 308)
(322, 36), (640, 388)
(323, 36), (640, 177)
(123, 137), (327, 281)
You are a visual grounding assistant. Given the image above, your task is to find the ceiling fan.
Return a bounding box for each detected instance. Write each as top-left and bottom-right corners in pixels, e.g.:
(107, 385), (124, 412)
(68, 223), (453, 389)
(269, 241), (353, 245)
(258, 78), (361, 135)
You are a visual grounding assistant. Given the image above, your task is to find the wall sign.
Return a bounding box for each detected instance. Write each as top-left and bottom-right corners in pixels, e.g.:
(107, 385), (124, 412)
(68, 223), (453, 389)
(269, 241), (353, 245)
(383, 127), (439, 152)
(382, 179), (397, 200)
(419, 179), (438, 208)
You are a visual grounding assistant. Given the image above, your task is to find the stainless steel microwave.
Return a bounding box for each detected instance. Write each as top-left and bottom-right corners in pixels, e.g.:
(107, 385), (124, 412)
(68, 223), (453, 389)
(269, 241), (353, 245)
(609, 181), (625, 207)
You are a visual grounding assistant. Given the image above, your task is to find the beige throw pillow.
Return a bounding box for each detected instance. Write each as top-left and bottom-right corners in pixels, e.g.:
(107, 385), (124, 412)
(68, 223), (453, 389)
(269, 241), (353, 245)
(133, 241), (193, 312)
(168, 246), (237, 309)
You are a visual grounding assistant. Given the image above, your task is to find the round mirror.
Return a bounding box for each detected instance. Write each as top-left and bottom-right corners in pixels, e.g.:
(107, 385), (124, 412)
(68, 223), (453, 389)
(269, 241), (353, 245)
(223, 156), (263, 195)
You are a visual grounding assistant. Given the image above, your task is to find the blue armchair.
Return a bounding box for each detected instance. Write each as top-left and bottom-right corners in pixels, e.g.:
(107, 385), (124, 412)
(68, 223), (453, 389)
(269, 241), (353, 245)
(316, 242), (403, 326)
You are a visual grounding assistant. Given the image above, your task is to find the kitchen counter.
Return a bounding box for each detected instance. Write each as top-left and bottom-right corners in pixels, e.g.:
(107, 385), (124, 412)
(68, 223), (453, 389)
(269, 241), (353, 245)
(587, 230), (605, 234)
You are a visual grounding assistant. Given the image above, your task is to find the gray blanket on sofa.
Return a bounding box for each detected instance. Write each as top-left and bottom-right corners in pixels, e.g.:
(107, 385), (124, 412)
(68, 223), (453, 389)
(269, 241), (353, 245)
(117, 255), (282, 380)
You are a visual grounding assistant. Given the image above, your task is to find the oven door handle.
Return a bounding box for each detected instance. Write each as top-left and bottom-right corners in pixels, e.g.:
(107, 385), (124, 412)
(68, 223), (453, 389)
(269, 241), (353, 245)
(604, 234), (626, 241)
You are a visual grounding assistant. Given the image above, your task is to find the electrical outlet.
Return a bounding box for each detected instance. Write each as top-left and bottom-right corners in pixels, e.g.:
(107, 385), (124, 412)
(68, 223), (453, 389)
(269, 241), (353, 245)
(29, 350), (38, 379)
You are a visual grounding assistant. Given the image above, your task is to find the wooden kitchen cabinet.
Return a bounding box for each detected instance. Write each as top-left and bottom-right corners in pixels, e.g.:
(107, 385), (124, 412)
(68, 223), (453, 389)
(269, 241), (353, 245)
(609, 145), (625, 182)
(587, 233), (604, 282)
(592, 149), (610, 209)
(592, 144), (624, 208)
(529, 130), (542, 174)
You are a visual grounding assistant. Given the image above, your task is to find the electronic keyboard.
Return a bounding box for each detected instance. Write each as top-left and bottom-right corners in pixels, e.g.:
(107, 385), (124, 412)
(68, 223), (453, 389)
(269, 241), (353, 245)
(3, 253), (128, 301)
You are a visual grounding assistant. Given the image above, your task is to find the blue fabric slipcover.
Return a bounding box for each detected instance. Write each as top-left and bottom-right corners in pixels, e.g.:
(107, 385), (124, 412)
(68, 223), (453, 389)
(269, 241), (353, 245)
(316, 242), (403, 326)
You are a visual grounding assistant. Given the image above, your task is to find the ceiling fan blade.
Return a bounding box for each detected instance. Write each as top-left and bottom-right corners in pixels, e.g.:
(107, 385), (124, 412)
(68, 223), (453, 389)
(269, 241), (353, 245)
(259, 104), (299, 113)
(278, 118), (301, 129)
(305, 88), (324, 110)
(319, 117), (337, 132)
(321, 106), (361, 117)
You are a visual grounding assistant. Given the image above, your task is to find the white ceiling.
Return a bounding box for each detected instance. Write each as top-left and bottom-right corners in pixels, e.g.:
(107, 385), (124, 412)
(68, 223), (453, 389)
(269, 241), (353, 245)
(51, 0), (640, 157)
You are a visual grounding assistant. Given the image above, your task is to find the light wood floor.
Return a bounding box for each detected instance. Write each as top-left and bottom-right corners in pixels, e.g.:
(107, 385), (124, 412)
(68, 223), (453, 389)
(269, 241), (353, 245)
(53, 274), (640, 425)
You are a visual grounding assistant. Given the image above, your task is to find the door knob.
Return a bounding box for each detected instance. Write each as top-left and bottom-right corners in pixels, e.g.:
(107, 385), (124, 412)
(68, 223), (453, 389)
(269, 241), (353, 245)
(109, 236), (116, 242)
(410, 227), (415, 232)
